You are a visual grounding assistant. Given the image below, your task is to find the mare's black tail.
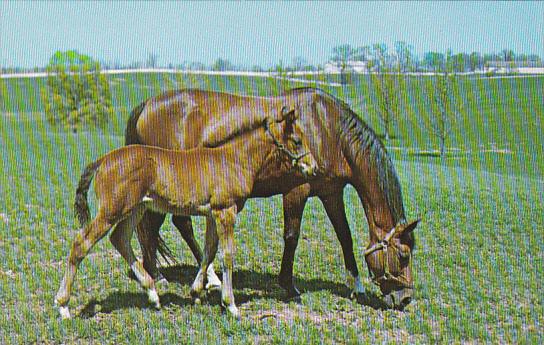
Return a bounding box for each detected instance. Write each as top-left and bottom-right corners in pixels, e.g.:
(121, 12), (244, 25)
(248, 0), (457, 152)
(124, 100), (178, 265)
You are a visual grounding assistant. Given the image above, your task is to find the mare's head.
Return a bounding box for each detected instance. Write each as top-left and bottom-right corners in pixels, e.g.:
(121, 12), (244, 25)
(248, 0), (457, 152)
(264, 107), (318, 177)
(364, 219), (420, 310)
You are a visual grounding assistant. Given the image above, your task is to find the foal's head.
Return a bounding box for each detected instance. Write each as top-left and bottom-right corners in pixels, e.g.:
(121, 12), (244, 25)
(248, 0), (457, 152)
(265, 107), (318, 177)
(364, 219), (420, 310)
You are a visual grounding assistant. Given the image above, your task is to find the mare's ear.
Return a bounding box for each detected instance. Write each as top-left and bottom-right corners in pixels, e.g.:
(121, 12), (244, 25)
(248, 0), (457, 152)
(398, 219), (420, 237)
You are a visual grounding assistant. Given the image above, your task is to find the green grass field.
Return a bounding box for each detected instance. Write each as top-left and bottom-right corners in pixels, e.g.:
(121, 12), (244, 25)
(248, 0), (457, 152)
(0, 73), (542, 343)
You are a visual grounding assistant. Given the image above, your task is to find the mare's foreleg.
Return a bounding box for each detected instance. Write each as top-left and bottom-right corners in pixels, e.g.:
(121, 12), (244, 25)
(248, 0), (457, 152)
(278, 184), (311, 300)
(110, 206), (160, 309)
(173, 216), (221, 290)
(319, 192), (365, 298)
(191, 215), (219, 302)
(55, 214), (113, 319)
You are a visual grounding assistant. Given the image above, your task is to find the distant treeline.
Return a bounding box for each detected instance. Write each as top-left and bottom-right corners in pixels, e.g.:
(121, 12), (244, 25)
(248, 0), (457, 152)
(2, 42), (542, 74)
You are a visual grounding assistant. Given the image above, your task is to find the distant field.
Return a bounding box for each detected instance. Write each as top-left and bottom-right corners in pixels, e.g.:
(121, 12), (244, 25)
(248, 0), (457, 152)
(0, 73), (542, 343)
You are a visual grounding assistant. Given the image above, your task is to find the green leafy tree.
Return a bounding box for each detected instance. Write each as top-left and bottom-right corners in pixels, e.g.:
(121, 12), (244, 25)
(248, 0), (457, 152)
(40, 50), (113, 132)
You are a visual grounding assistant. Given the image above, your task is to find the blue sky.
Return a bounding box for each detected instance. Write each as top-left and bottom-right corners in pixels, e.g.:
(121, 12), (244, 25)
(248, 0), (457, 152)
(1, 2), (543, 68)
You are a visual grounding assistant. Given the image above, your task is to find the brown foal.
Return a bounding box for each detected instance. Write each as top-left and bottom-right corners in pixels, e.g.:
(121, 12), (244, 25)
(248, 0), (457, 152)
(54, 110), (317, 319)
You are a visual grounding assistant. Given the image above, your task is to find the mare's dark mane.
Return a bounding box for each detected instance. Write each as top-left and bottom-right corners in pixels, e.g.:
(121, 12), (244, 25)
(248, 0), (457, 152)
(289, 87), (406, 226)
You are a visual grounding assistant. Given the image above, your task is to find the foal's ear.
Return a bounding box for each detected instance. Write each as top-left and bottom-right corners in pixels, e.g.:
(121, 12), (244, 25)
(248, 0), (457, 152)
(279, 106), (296, 123)
(398, 219), (420, 236)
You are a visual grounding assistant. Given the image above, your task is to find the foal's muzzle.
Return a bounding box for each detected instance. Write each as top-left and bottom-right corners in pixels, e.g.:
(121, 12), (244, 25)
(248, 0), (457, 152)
(291, 153), (317, 177)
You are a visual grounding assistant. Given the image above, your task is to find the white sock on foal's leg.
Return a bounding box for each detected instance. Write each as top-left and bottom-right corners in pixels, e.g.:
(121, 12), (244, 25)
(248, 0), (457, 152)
(131, 261), (160, 309)
(206, 264), (222, 290)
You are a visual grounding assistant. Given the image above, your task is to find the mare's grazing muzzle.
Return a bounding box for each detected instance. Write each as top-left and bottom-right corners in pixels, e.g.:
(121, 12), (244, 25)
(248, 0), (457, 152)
(364, 220), (420, 310)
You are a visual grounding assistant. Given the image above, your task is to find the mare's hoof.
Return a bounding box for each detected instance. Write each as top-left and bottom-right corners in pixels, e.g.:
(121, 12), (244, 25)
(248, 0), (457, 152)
(284, 292), (302, 303)
(280, 283), (302, 303)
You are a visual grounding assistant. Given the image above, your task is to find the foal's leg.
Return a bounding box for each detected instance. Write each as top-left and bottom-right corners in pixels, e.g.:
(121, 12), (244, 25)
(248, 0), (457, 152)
(190, 215), (219, 302)
(278, 184), (311, 300)
(173, 216), (221, 290)
(110, 207), (160, 309)
(319, 192), (364, 298)
(55, 214), (112, 319)
(212, 206), (239, 318)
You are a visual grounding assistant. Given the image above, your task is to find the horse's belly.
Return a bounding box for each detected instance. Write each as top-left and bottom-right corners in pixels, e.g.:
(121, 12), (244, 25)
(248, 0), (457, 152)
(141, 195), (211, 216)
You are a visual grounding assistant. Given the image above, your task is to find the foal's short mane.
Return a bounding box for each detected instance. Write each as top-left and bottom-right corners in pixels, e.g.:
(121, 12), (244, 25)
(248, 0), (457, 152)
(289, 87), (406, 226)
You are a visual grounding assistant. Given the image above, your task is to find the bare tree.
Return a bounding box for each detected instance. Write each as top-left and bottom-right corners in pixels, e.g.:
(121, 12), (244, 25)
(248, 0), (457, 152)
(394, 41), (414, 72)
(369, 43), (403, 142)
(423, 53), (461, 158)
(331, 44), (363, 84)
(146, 53), (158, 68)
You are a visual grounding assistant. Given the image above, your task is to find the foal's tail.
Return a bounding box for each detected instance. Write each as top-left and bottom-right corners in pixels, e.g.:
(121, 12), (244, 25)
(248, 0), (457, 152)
(74, 159), (102, 226)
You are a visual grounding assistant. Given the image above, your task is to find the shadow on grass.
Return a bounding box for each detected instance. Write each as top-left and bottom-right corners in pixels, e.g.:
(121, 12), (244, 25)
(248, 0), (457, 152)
(163, 264), (388, 309)
(81, 263), (388, 317)
(80, 292), (193, 318)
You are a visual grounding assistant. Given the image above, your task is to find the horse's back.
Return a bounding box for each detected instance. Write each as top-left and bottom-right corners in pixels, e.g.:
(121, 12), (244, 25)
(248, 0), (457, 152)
(132, 89), (288, 150)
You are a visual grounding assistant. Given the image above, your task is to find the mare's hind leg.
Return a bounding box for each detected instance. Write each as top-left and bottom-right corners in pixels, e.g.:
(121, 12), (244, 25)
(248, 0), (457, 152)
(110, 206), (160, 309)
(55, 214), (113, 319)
(173, 216), (221, 290)
(191, 215), (219, 302)
(278, 184), (311, 300)
(319, 192), (365, 298)
(135, 210), (166, 280)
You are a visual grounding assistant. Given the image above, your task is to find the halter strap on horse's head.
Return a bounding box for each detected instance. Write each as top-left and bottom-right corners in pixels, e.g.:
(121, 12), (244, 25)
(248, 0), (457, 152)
(364, 224), (414, 289)
(263, 117), (309, 164)
(364, 226), (397, 256)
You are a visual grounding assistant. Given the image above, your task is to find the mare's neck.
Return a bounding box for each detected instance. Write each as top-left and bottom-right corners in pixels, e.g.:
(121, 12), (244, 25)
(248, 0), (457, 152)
(351, 163), (401, 242)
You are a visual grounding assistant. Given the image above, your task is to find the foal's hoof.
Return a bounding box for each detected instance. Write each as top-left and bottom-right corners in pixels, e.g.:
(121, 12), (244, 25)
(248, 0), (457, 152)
(205, 280), (221, 291)
(191, 288), (205, 305)
(226, 305), (240, 319)
(148, 289), (161, 310)
(58, 305), (71, 320)
(350, 290), (364, 300)
(205, 265), (222, 291)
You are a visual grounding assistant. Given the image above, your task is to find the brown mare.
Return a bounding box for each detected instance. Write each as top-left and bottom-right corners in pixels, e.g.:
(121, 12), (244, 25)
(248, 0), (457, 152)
(127, 88), (420, 310)
(54, 109), (318, 319)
